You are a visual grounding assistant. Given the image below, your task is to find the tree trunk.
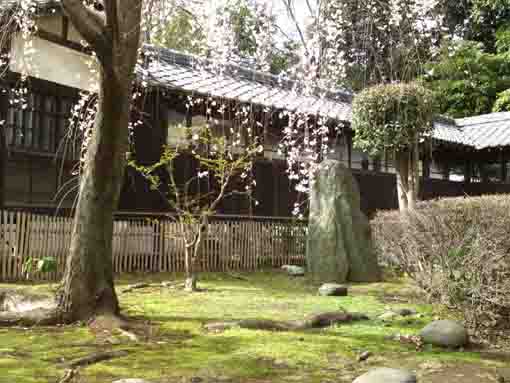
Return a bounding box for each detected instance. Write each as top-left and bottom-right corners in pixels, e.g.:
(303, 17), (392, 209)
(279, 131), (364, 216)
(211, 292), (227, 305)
(407, 140), (420, 210)
(184, 244), (197, 292)
(54, 0), (142, 323)
(395, 143), (420, 212)
(57, 71), (132, 322)
(395, 150), (409, 211)
(0, 90), (7, 211)
(0, 129), (5, 211)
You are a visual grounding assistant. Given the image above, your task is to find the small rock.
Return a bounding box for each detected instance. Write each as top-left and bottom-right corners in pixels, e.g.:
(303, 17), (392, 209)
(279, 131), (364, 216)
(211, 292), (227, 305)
(113, 380), (154, 383)
(357, 351), (372, 362)
(190, 377), (203, 383)
(396, 308), (416, 317)
(353, 368), (417, 383)
(318, 283), (348, 296)
(379, 311), (399, 321)
(281, 265), (305, 276)
(419, 320), (468, 348)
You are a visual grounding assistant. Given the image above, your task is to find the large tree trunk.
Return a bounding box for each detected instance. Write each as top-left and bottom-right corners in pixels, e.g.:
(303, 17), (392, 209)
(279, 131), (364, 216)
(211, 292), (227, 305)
(0, 90), (7, 211)
(0, 129), (5, 211)
(56, 0), (142, 322)
(57, 72), (131, 322)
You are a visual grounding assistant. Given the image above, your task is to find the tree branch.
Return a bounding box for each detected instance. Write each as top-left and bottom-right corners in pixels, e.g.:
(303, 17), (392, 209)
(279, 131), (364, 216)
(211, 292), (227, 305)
(281, 0), (310, 57)
(61, 0), (110, 57)
(103, 0), (120, 44)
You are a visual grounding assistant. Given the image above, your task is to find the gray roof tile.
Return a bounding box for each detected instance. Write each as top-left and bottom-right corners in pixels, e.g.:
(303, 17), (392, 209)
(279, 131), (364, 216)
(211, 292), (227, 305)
(432, 112), (510, 149)
(144, 47), (353, 122)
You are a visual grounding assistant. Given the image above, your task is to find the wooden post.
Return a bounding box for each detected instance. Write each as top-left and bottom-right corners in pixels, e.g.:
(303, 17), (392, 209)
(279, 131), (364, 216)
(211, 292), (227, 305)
(500, 150), (507, 183)
(422, 154), (431, 179)
(464, 160), (472, 184)
(441, 161), (450, 181)
(479, 162), (489, 183)
(347, 133), (352, 169)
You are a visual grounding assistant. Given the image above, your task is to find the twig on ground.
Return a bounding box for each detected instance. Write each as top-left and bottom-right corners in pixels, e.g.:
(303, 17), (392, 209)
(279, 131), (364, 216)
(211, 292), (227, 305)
(225, 273), (249, 281)
(121, 281), (184, 294)
(65, 350), (130, 368)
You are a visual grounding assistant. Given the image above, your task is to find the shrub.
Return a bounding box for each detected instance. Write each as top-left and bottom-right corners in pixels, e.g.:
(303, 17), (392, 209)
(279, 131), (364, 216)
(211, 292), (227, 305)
(371, 195), (510, 336)
(352, 83), (436, 156)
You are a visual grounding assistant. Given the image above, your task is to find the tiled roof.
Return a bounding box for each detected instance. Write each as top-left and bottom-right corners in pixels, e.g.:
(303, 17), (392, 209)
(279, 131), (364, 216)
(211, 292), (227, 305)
(143, 47), (353, 122)
(1, 2), (353, 122)
(433, 112), (510, 149)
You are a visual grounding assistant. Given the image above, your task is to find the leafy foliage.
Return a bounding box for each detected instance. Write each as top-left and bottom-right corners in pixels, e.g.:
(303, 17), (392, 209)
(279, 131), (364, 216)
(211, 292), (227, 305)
(153, 8), (204, 54)
(493, 89), (510, 112)
(22, 257), (57, 277)
(352, 83), (436, 155)
(423, 38), (510, 117)
(469, 0), (510, 51)
(130, 122), (262, 289)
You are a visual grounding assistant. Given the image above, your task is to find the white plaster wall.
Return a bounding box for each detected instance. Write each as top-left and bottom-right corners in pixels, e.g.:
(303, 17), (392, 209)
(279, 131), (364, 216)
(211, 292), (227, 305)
(9, 35), (98, 91)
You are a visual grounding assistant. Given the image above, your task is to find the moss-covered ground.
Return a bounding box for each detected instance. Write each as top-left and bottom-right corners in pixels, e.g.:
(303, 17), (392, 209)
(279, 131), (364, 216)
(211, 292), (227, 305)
(1, 271), (509, 383)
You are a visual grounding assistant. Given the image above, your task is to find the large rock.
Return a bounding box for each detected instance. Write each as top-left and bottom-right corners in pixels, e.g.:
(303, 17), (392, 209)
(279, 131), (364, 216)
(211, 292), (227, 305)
(306, 160), (381, 283)
(318, 283), (348, 296)
(419, 320), (468, 348)
(281, 265), (305, 276)
(353, 368), (417, 383)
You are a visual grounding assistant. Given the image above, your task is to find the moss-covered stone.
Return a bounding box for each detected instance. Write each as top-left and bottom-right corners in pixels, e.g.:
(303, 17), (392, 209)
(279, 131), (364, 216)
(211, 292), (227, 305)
(307, 160), (381, 283)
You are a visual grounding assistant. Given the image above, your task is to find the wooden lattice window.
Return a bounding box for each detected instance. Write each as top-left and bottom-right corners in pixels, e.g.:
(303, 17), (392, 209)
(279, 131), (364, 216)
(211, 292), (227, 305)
(6, 91), (74, 154)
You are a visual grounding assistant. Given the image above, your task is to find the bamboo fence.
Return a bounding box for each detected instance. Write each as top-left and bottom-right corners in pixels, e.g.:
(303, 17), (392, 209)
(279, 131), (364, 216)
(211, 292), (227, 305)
(0, 210), (307, 282)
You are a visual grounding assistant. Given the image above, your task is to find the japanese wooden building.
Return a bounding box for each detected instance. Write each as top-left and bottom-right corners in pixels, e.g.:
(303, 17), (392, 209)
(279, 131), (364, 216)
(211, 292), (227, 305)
(1, 0), (510, 218)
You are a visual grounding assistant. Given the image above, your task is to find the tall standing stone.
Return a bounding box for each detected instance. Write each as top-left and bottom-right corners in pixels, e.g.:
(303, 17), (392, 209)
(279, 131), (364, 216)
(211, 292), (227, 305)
(306, 160), (381, 283)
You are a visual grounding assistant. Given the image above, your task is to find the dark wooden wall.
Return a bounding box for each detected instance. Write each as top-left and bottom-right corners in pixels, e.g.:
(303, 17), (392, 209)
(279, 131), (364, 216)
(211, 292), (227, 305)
(356, 173), (510, 217)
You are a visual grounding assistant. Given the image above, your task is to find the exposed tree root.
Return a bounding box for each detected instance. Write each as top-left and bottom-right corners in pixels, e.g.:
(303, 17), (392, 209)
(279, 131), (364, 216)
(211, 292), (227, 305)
(121, 281), (184, 294)
(0, 290), (126, 329)
(203, 311), (369, 332)
(65, 350), (130, 368)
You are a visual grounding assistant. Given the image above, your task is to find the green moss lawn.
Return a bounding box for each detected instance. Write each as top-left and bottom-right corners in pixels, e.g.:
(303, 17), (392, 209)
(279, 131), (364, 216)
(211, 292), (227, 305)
(1, 271), (509, 383)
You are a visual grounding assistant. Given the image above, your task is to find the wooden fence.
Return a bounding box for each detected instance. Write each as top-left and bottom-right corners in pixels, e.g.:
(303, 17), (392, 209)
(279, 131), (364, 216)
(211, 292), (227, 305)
(0, 211), (307, 282)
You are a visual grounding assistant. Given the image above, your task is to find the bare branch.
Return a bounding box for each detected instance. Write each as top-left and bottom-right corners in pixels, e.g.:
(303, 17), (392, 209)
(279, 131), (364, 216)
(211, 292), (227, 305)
(280, 0), (309, 56)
